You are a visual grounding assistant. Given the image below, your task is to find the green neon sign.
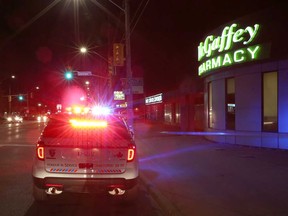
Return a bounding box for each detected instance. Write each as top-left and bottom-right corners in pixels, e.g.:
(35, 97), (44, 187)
(198, 23), (262, 75)
(199, 45), (261, 75)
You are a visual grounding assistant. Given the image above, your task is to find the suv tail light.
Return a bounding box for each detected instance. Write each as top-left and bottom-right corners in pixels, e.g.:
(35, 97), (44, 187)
(36, 140), (45, 160)
(127, 144), (136, 162)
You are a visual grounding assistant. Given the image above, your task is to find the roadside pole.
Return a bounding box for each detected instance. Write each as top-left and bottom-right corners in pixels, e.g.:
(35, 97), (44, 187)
(125, 0), (134, 131)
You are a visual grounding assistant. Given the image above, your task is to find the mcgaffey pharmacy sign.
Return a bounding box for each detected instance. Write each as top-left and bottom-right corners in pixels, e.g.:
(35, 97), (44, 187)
(198, 23), (265, 76)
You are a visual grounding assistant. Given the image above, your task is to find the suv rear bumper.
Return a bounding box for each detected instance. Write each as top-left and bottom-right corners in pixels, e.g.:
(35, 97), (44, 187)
(33, 177), (138, 193)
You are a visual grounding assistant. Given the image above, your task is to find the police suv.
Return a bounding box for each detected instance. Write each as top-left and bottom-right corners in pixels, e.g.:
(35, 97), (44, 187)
(32, 106), (138, 202)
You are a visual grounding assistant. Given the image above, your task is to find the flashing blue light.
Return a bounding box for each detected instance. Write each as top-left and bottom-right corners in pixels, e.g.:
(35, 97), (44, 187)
(91, 106), (111, 116)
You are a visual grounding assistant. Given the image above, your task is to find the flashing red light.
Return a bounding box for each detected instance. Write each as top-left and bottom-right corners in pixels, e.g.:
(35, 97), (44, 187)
(127, 145), (136, 162)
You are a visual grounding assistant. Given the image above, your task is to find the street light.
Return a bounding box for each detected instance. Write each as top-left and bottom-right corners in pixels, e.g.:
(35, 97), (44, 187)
(80, 46), (87, 54)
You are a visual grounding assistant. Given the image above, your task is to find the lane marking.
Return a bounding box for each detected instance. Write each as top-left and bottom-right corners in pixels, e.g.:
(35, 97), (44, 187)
(0, 144), (35, 147)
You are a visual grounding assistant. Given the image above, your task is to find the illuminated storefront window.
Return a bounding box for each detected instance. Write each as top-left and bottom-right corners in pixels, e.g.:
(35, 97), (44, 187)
(145, 93), (164, 121)
(175, 104), (181, 124)
(263, 72), (278, 132)
(226, 78), (235, 130)
(164, 104), (173, 123)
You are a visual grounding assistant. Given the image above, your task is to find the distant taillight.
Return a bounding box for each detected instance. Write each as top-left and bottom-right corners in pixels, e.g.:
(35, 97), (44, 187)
(127, 144), (136, 162)
(36, 141), (45, 160)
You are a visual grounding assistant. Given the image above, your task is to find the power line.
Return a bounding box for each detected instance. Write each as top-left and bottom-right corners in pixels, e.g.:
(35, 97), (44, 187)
(119, 0), (150, 41)
(130, 0), (150, 34)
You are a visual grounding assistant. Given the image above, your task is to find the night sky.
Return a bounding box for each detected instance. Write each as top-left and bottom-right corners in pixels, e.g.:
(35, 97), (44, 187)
(0, 0), (280, 98)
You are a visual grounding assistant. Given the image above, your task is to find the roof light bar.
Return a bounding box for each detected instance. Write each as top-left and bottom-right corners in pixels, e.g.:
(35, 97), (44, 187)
(91, 106), (111, 116)
(69, 119), (108, 128)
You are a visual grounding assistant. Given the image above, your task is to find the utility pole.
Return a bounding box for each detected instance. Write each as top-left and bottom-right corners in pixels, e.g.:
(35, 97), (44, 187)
(89, 0), (134, 130)
(125, 0), (134, 131)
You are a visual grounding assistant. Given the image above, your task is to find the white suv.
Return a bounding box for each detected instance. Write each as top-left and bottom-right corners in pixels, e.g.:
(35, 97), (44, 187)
(32, 111), (138, 202)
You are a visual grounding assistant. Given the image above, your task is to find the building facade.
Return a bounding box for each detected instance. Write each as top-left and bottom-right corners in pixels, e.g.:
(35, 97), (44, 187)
(145, 91), (204, 131)
(199, 5), (288, 149)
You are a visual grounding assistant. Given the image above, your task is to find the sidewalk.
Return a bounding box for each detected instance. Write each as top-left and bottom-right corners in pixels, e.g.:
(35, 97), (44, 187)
(134, 121), (288, 216)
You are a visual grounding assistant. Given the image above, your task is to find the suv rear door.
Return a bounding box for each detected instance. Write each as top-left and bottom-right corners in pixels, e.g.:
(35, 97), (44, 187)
(41, 115), (133, 174)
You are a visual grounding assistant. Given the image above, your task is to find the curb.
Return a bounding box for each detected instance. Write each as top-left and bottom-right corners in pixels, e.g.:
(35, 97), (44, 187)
(140, 174), (184, 216)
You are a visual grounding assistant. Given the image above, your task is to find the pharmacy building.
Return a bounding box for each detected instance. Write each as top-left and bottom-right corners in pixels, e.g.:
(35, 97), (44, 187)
(198, 5), (288, 149)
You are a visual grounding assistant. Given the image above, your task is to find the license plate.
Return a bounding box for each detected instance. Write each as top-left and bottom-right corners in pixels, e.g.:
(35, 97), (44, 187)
(79, 163), (93, 169)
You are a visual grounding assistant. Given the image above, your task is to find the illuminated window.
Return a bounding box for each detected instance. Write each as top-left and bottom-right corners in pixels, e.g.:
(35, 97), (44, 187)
(208, 82), (213, 128)
(175, 104), (181, 124)
(164, 104), (173, 123)
(263, 72), (278, 132)
(226, 78), (235, 130)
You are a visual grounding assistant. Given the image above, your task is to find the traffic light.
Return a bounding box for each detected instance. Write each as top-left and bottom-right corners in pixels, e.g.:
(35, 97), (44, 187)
(64, 70), (74, 80)
(113, 43), (124, 66)
(18, 95), (24, 101)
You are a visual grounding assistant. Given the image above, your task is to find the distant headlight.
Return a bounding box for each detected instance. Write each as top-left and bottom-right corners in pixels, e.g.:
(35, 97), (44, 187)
(43, 116), (47, 122)
(15, 116), (21, 121)
(37, 115), (48, 122)
(7, 117), (13, 122)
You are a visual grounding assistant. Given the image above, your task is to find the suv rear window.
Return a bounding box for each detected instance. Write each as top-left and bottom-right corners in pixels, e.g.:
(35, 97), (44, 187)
(41, 114), (131, 146)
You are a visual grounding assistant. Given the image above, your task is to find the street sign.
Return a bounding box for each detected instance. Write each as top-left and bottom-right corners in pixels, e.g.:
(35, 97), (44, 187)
(114, 91), (125, 100)
(77, 71), (92, 76)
